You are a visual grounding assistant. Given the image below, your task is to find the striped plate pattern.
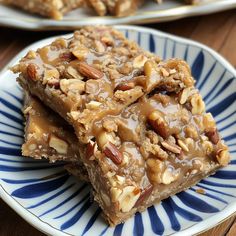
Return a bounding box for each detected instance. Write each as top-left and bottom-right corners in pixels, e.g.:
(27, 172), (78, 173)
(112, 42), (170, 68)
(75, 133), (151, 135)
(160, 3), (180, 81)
(0, 26), (235, 236)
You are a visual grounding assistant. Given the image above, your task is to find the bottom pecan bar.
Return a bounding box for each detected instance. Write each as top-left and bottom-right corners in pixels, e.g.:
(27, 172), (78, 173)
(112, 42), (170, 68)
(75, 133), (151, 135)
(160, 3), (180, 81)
(23, 93), (82, 162)
(78, 87), (230, 226)
(23, 93), (89, 180)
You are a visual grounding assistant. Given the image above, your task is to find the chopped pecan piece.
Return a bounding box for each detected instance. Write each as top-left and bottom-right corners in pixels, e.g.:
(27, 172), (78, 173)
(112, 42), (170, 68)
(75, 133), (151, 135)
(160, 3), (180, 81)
(117, 186), (141, 212)
(49, 135), (68, 154)
(77, 62), (104, 79)
(103, 142), (123, 164)
(115, 81), (135, 91)
(148, 111), (169, 139)
(27, 64), (37, 81)
(216, 149), (230, 166)
(205, 128), (220, 145)
(161, 141), (181, 154)
(134, 184), (153, 207)
(86, 141), (97, 160)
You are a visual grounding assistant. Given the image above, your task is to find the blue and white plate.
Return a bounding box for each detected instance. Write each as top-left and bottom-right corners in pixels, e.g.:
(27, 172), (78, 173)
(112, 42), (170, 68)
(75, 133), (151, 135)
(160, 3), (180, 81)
(0, 26), (235, 236)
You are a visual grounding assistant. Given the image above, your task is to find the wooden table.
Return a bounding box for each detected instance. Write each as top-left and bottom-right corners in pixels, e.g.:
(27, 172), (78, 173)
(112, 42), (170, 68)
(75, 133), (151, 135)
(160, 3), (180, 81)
(0, 9), (236, 236)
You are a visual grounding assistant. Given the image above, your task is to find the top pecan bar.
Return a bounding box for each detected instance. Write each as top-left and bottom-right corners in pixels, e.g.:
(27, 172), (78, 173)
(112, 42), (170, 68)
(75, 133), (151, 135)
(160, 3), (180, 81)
(72, 86), (230, 225)
(13, 26), (194, 143)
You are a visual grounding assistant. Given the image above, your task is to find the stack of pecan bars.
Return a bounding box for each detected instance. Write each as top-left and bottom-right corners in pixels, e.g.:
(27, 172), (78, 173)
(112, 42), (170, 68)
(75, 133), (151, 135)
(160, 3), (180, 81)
(1, 0), (206, 19)
(12, 26), (230, 226)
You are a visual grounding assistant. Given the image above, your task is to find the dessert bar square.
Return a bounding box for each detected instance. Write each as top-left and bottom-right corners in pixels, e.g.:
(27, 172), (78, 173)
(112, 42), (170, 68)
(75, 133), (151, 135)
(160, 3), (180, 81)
(77, 87), (230, 225)
(14, 26), (194, 144)
(1, 0), (83, 19)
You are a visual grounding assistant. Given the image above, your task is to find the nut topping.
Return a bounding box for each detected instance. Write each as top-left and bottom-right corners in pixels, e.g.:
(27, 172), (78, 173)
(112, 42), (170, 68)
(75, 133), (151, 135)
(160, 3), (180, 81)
(110, 187), (122, 202)
(205, 128), (219, 145)
(71, 44), (89, 60)
(161, 141), (181, 154)
(115, 81), (135, 91)
(27, 64), (37, 81)
(202, 140), (213, 155)
(144, 60), (158, 77)
(103, 142), (123, 165)
(60, 52), (74, 61)
(78, 62), (104, 79)
(67, 66), (82, 79)
(148, 111), (169, 139)
(117, 186), (141, 212)
(49, 135), (68, 154)
(147, 158), (164, 184)
(60, 79), (85, 95)
(134, 185), (153, 207)
(133, 55), (148, 68)
(162, 167), (179, 185)
(97, 131), (114, 149)
(86, 101), (102, 109)
(43, 68), (60, 86)
(86, 141), (97, 160)
(177, 139), (189, 152)
(216, 148), (230, 166)
(160, 67), (169, 77)
(179, 87), (192, 104)
(203, 113), (216, 129)
(191, 94), (205, 115)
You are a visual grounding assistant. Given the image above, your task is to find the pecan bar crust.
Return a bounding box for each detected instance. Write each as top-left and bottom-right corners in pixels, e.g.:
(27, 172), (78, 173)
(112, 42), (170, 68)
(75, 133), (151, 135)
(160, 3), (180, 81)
(13, 26), (194, 144)
(1, 0), (84, 19)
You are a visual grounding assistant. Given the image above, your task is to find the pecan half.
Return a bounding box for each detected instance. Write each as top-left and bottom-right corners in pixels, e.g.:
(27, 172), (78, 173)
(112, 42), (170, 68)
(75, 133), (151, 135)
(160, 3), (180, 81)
(115, 81), (135, 91)
(134, 184), (153, 207)
(78, 62), (104, 79)
(60, 52), (74, 61)
(161, 141), (181, 154)
(27, 64), (37, 81)
(205, 128), (219, 145)
(148, 111), (169, 139)
(86, 141), (97, 160)
(103, 142), (123, 164)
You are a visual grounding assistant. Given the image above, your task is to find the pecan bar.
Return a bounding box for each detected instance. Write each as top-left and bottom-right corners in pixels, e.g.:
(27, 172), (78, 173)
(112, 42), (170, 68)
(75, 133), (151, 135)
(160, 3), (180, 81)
(13, 26), (194, 144)
(76, 87), (230, 225)
(22, 93), (82, 162)
(23, 93), (89, 180)
(87, 0), (143, 16)
(1, 0), (84, 19)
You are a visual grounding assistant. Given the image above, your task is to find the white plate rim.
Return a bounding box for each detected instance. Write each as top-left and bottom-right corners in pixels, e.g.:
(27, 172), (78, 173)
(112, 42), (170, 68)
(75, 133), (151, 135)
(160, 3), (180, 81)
(0, 0), (236, 30)
(0, 25), (235, 236)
